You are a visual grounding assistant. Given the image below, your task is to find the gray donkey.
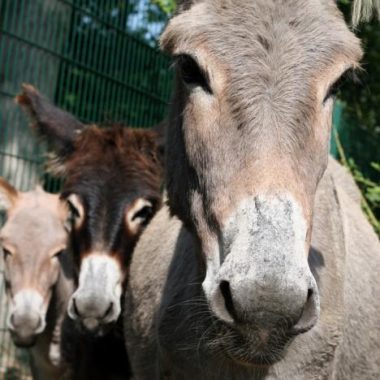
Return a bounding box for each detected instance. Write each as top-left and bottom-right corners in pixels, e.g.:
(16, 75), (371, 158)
(0, 178), (73, 380)
(124, 0), (380, 379)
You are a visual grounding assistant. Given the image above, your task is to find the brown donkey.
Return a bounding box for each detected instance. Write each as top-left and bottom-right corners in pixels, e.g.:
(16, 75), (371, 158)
(0, 178), (72, 380)
(17, 84), (164, 379)
(124, 1), (380, 379)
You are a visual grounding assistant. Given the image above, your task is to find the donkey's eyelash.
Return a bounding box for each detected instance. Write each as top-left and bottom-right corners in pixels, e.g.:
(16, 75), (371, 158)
(65, 197), (81, 219)
(68, 202), (79, 216)
(2, 248), (12, 258)
(52, 249), (64, 258)
(132, 205), (154, 225)
(323, 68), (358, 103)
(173, 54), (212, 94)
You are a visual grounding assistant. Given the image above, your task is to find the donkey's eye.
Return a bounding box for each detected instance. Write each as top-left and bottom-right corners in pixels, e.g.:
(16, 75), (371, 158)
(2, 248), (12, 259)
(65, 194), (85, 229)
(132, 205), (153, 226)
(323, 68), (356, 104)
(176, 54), (212, 93)
(67, 199), (80, 218)
(53, 250), (64, 259)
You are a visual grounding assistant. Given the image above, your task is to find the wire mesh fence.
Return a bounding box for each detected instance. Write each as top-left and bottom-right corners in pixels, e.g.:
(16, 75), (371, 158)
(0, 0), (172, 377)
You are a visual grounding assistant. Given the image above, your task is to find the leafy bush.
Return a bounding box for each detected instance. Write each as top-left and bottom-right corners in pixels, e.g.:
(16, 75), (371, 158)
(334, 1), (380, 235)
(335, 131), (380, 235)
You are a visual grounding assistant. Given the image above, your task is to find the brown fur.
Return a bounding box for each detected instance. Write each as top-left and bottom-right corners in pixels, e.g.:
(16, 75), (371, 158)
(17, 84), (164, 380)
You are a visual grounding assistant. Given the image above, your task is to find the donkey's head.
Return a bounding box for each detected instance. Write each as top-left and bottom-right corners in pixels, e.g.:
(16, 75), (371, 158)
(17, 85), (163, 334)
(162, 0), (362, 365)
(0, 179), (68, 347)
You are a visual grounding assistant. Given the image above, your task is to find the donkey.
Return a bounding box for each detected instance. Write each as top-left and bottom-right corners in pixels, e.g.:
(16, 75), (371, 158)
(17, 84), (164, 379)
(0, 178), (72, 380)
(124, 1), (380, 379)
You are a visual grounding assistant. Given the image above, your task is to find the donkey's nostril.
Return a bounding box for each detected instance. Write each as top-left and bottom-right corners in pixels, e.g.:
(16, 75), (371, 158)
(35, 315), (43, 333)
(8, 313), (16, 330)
(291, 287), (319, 335)
(103, 302), (114, 320)
(72, 298), (82, 318)
(219, 281), (237, 321)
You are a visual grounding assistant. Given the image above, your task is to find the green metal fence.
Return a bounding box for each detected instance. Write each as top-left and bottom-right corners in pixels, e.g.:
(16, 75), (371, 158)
(0, 0), (172, 377)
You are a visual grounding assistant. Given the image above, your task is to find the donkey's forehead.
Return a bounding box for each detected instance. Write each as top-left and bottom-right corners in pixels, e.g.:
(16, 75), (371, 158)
(2, 209), (66, 238)
(1, 191), (67, 247)
(162, 0), (362, 68)
(14, 191), (67, 220)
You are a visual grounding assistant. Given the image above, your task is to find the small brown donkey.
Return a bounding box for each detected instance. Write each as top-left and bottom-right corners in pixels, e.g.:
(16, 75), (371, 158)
(0, 178), (72, 380)
(17, 84), (164, 380)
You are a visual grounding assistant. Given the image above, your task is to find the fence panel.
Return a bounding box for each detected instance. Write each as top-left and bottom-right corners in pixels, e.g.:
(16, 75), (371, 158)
(0, 0), (172, 377)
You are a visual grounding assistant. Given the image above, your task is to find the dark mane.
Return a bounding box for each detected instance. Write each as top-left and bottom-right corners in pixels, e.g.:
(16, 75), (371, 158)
(62, 125), (163, 203)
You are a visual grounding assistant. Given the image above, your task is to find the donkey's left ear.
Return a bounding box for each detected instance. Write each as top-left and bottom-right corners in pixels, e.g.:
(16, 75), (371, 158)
(351, 0), (380, 27)
(0, 178), (18, 211)
(16, 84), (86, 175)
(176, 0), (201, 12)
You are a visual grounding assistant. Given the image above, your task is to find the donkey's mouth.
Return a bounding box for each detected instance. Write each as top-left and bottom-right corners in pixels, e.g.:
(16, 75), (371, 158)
(226, 352), (273, 369)
(215, 323), (291, 368)
(225, 349), (281, 368)
(11, 333), (37, 348)
(77, 318), (114, 337)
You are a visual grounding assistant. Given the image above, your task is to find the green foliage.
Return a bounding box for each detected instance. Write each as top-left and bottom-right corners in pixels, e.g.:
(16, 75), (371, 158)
(334, 1), (380, 233)
(335, 130), (380, 235)
(347, 159), (380, 234)
(361, 162), (380, 207)
(336, 2), (380, 174)
(152, 0), (176, 15)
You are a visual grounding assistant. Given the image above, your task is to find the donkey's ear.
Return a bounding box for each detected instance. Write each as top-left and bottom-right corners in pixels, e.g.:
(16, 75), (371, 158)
(16, 84), (85, 174)
(176, 0), (200, 11)
(0, 178), (18, 211)
(352, 0), (380, 26)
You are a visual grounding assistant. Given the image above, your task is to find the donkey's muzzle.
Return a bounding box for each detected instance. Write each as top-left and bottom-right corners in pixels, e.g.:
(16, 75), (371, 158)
(207, 195), (320, 338)
(8, 311), (44, 347)
(68, 254), (123, 332)
(7, 289), (46, 347)
(218, 276), (319, 333)
(69, 296), (116, 333)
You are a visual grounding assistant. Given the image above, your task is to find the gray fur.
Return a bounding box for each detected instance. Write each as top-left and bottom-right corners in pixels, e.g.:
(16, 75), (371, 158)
(123, 0), (379, 378)
(124, 160), (380, 379)
(215, 195), (318, 327)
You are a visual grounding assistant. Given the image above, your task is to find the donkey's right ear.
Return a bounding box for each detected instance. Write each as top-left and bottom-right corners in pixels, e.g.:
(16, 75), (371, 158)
(16, 84), (85, 173)
(0, 178), (18, 211)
